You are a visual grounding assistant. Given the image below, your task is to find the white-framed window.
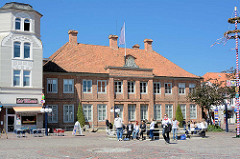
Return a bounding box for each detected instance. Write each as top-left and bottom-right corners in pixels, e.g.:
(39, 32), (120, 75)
(154, 82), (161, 94)
(114, 81), (122, 94)
(23, 70), (30, 86)
(180, 104), (186, 119)
(63, 79), (74, 93)
(13, 70), (21, 86)
(178, 83), (185, 95)
(128, 81), (135, 94)
(63, 104), (74, 123)
(165, 83), (172, 94)
(97, 80), (107, 93)
(190, 104), (197, 119)
(24, 19), (30, 31)
(98, 104), (107, 121)
(140, 105), (148, 120)
(83, 80), (92, 93)
(115, 105), (123, 119)
(154, 104), (162, 120)
(165, 104), (173, 119)
(15, 18), (21, 30)
(83, 104), (92, 122)
(128, 104), (136, 121)
(14, 42), (21, 58)
(140, 82), (148, 94)
(48, 105), (58, 123)
(24, 43), (30, 59)
(189, 83), (196, 94)
(47, 78), (58, 93)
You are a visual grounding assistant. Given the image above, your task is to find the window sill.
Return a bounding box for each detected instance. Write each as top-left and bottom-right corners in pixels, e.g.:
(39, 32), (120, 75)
(12, 58), (34, 61)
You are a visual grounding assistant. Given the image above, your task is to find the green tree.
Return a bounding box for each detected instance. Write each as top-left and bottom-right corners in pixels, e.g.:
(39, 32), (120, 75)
(187, 83), (226, 124)
(77, 103), (85, 128)
(175, 105), (183, 127)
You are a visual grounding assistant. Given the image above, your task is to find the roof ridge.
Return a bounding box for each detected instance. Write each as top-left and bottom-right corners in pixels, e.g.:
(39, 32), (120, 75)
(43, 43), (68, 66)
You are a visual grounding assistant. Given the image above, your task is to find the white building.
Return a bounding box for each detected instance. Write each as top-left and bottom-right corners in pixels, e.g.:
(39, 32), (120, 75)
(0, 2), (43, 132)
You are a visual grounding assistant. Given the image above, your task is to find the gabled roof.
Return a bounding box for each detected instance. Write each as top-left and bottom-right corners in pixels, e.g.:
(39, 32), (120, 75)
(44, 41), (201, 79)
(202, 72), (230, 87)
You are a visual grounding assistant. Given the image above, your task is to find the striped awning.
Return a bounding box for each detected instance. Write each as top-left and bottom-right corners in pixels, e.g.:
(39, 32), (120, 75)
(13, 107), (42, 113)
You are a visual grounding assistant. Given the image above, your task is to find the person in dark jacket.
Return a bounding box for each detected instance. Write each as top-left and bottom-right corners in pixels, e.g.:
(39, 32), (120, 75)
(139, 120), (146, 140)
(126, 121), (134, 139)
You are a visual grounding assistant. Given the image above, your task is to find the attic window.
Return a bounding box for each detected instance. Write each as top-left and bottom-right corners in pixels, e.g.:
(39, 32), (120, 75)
(124, 55), (139, 68)
(24, 19), (30, 31)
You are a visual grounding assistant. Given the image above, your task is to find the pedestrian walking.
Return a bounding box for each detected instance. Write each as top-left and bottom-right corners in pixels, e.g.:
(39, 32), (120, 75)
(114, 114), (123, 141)
(162, 114), (172, 144)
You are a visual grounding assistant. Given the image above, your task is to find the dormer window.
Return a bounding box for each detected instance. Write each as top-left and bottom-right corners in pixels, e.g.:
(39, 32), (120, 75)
(15, 18), (21, 30)
(24, 19), (30, 31)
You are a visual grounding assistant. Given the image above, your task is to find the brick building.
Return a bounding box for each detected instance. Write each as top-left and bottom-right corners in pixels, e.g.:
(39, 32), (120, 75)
(43, 30), (202, 129)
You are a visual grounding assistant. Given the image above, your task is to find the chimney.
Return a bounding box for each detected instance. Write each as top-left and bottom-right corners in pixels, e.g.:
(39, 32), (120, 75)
(132, 44), (140, 49)
(108, 35), (118, 50)
(68, 30), (78, 45)
(144, 39), (153, 52)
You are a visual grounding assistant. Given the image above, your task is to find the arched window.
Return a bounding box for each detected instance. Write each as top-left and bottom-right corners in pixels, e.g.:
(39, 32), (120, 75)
(24, 19), (30, 31)
(14, 42), (21, 58)
(24, 43), (30, 58)
(15, 18), (21, 30)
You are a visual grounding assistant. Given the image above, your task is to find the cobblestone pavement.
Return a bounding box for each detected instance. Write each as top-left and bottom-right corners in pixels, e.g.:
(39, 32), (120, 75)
(0, 130), (240, 159)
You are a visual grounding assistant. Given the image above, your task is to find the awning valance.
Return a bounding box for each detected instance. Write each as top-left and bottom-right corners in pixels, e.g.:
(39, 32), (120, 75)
(13, 107), (43, 113)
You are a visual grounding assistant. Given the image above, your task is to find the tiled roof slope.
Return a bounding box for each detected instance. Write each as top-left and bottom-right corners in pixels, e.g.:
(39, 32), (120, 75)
(46, 42), (200, 78)
(203, 72), (230, 87)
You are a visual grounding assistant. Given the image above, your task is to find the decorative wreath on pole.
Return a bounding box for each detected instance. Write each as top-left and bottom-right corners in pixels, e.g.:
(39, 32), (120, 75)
(228, 17), (240, 24)
(224, 30), (240, 39)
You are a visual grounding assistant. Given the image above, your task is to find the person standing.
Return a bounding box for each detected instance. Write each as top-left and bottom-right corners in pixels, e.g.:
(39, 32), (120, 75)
(140, 120), (146, 140)
(162, 114), (172, 144)
(132, 121), (140, 140)
(149, 118), (155, 141)
(172, 118), (179, 140)
(114, 114), (123, 141)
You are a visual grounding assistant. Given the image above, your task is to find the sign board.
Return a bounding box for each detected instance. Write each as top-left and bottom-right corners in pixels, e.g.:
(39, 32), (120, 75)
(214, 108), (219, 121)
(16, 98), (38, 104)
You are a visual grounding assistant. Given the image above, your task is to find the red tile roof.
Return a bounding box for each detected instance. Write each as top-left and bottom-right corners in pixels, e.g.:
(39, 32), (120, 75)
(45, 41), (201, 78)
(202, 72), (231, 87)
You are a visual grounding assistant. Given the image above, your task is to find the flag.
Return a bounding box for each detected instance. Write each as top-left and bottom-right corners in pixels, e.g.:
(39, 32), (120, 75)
(119, 22), (125, 45)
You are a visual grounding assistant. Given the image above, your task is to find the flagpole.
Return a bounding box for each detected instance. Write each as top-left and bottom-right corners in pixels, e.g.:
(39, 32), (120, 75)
(124, 21), (126, 64)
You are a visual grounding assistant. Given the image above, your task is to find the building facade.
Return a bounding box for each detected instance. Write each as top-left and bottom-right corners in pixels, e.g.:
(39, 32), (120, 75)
(43, 30), (202, 129)
(0, 2), (43, 132)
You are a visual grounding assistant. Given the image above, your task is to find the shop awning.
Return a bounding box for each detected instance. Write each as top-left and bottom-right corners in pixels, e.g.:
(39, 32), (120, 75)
(13, 107), (42, 113)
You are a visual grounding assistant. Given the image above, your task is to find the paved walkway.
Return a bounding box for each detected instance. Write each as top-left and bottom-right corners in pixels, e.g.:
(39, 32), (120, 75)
(0, 130), (239, 159)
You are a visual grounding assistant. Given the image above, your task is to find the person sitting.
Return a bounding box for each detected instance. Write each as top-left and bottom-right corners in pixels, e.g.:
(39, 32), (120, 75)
(126, 121), (134, 140)
(132, 121), (140, 140)
(139, 120), (146, 140)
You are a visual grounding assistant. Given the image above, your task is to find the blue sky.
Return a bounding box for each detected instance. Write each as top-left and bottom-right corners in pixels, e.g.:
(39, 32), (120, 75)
(1, 0), (240, 76)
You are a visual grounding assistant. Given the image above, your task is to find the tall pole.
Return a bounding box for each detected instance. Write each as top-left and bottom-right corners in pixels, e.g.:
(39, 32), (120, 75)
(235, 6), (240, 137)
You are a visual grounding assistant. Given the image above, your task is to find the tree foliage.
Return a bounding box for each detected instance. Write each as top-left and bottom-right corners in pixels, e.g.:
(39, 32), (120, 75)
(187, 83), (227, 120)
(77, 103), (85, 128)
(176, 105), (184, 127)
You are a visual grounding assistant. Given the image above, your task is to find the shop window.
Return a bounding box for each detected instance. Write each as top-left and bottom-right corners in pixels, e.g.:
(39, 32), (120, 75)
(22, 116), (36, 125)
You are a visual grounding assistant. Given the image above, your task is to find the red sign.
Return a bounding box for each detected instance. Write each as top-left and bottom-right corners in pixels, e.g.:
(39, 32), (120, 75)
(16, 98), (38, 104)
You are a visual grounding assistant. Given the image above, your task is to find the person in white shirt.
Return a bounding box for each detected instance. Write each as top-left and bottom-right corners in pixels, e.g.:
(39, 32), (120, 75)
(114, 114), (123, 141)
(149, 118), (155, 141)
(132, 121), (140, 140)
(172, 118), (179, 140)
(162, 114), (172, 144)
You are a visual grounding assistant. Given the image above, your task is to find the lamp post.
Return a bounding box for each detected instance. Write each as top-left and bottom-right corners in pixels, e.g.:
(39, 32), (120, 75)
(40, 106), (52, 136)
